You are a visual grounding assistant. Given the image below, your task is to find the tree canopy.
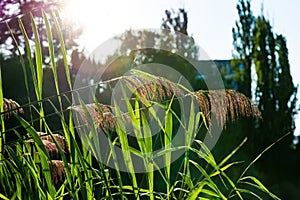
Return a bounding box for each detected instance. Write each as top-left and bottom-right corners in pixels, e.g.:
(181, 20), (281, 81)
(232, 0), (297, 145)
(98, 8), (200, 89)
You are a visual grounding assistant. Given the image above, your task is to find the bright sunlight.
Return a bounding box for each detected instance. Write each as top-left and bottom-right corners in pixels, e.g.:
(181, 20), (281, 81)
(61, 0), (145, 52)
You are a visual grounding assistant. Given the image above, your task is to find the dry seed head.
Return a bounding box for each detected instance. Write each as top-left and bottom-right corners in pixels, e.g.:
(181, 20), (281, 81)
(194, 89), (262, 127)
(38, 132), (70, 155)
(72, 75), (261, 133)
(2, 98), (24, 119)
(42, 140), (60, 159)
(48, 160), (70, 184)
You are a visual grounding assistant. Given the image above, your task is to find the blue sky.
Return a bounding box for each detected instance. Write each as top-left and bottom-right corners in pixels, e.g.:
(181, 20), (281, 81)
(64, 0), (300, 134)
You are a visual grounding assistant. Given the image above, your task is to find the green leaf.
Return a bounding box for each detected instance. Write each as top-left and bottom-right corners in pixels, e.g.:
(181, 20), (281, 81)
(210, 161), (244, 177)
(240, 176), (280, 200)
(13, 113), (56, 197)
(30, 13), (43, 101)
(0, 193), (10, 200)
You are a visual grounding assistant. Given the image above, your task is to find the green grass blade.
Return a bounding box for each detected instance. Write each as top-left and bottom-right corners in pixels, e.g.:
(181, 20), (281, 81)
(6, 22), (30, 101)
(0, 67), (4, 159)
(219, 137), (248, 167)
(141, 112), (154, 200)
(0, 193), (10, 200)
(30, 13), (43, 101)
(240, 176), (280, 199)
(187, 181), (207, 200)
(30, 12), (44, 129)
(18, 18), (39, 100)
(13, 113), (56, 197)
(113, 98), (139, 199)
(52, 12), (72, 90)
(43, 11), (61, 97)
(189, 160), (227, 200)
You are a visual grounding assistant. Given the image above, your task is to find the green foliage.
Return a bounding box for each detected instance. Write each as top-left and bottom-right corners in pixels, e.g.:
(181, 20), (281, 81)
(161, 9), (199, 60)
(0, 7), (280, 200)
(100, 9), (199, 85)
(253, 16), (297, 142)
(232, 0), (255, 98)
(232, 0), (297, 146)
(231, 6), (298, 198)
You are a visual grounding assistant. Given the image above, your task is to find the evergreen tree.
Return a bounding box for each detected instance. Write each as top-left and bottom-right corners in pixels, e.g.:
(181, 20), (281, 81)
(232, 0), (255, 98)
(275, 35), (297, 134)
(232, 1), (297, 146)
(253, 16), (277, 139)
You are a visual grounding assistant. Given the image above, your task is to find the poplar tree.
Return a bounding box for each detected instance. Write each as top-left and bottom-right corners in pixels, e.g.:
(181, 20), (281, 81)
(233, 0), (297, 145)
(232, 0), (255, 98)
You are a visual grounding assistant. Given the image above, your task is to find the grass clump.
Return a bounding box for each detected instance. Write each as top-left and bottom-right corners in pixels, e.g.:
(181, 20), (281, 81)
(0, 11), (279, 200)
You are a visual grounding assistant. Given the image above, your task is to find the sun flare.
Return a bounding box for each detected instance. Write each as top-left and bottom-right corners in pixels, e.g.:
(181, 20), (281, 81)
(60, 0), (128, 52)
(61, 0), (100, 27)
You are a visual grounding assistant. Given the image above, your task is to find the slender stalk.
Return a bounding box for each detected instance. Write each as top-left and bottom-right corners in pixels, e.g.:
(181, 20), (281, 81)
(0, 67), (4, 161)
